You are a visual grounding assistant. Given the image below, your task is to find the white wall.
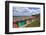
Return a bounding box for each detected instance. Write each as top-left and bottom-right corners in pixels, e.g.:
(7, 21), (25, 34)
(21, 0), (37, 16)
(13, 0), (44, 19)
(0, 0), (46, 35)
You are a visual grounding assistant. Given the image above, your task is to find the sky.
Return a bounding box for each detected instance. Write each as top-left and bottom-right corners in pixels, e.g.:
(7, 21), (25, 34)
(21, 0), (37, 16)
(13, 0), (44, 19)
(13, 7), (40, 16)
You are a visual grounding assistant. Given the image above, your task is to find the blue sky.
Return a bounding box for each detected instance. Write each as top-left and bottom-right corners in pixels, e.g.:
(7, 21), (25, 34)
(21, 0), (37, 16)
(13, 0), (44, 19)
(13, 7), (40, 16)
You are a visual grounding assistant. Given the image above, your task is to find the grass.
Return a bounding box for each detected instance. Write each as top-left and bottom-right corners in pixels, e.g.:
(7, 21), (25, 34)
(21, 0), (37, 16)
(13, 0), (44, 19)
(26, 19), (40, 27)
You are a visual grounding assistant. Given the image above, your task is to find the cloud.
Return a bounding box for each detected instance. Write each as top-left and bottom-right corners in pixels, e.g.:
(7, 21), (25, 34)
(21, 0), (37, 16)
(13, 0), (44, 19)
(13, 7), (40, 16)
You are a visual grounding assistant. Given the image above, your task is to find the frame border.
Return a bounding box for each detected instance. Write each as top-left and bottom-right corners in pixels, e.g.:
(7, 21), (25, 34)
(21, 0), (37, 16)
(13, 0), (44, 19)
(5, 1), (45, 34)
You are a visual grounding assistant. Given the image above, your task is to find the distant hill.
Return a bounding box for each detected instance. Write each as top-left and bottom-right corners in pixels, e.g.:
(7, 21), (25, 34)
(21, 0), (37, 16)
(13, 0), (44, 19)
(26, 14), (40, 27)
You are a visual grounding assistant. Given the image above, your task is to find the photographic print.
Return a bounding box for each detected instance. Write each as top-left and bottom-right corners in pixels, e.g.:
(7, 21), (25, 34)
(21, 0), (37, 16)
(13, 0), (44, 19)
(5, 1), (45, 34)
(13, 7), (40, 28)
